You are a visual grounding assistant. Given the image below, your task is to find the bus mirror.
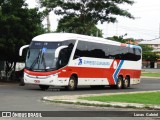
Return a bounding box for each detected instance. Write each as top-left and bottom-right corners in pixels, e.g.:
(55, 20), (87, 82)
(19, 45), (29, 56)
(55, 45), (68, 58)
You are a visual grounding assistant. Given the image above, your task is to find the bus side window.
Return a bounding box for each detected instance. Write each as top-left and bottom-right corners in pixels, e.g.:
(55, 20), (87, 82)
(57, 44), (74, 68)
(74, 42), (83, 59)
(57, 49), (67, 68)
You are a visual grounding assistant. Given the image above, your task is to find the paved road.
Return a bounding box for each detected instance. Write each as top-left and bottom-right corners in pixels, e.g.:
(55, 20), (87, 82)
(142, 69), (160, 73)
(0, 78), (159, 120)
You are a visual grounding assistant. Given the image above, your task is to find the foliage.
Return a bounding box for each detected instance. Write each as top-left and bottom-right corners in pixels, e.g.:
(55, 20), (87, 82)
(0, 0), (45, 77)
(139, 45), (159, 62)
(139, 44), (153, 52)
(39, 0), (134, 35)
(56, 16), (103, 37)
(143, 52), (159, 62)
(107, 34), (128, 43)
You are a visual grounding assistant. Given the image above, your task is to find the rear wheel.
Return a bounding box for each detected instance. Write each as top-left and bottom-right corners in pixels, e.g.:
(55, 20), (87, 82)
(39, 85), (49, 91)
(66, 76), (77, 91)
(122, 77), (130, 89)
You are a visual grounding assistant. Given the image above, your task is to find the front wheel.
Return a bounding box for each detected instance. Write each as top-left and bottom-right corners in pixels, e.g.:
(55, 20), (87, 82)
(39, 85), (49, 91)
(65, 76), (77, 91)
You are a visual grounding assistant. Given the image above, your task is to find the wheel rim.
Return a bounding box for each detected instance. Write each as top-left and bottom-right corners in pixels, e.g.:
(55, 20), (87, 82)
(118, 79), (122, 88)
(124, 79), (128, 87)
(69, 79), (75, 88)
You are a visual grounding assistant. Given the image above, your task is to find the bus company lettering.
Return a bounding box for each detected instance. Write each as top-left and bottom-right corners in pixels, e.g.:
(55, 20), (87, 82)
(83, 60), (110, 66)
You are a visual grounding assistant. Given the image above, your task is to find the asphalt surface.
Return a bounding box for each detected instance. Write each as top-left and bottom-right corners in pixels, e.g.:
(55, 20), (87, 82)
(0, 78), (159, 120)
(143, 69), (160, 73)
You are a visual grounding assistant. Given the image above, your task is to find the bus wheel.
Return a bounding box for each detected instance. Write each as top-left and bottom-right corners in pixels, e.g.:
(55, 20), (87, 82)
(116, 76), (123, 89)
(66, 76), (77, 91)
(122, 77), (130, 89)
(39, 85), (49, 91)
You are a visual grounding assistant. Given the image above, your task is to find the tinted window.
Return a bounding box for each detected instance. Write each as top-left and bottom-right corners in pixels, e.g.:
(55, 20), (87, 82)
(74, 41), (106, 59)
(74, 41), (141, 61)
(62, 40), (75, 46)
(57, 40), (76, 68)
(61, 40), (75, 62)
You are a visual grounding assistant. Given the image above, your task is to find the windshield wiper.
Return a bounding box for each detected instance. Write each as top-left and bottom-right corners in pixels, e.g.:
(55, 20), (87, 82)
(41, 52), (47, 71)
(29, 50), (41, 70)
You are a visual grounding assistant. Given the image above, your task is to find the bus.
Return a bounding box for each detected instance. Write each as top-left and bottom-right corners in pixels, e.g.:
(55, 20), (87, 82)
(19, 33), (142, 90)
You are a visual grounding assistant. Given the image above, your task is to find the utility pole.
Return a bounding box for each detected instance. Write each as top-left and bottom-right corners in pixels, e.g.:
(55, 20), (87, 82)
(159, 23), (160, 38)
(116, 23), (118, 36)
(46, 14), (51, 32)
(96, 30), (98, 37)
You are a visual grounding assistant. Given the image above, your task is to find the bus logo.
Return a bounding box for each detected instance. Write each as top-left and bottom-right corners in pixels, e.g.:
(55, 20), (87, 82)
(78, 58), (82, 65)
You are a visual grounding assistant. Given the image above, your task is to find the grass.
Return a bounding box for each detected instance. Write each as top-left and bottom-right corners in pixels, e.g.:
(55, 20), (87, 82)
(80, 92), (160, 105)
(141, 72), (160, 77)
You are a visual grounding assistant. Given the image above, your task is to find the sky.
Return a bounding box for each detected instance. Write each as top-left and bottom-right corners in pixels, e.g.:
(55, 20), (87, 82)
(26, 0), (160, 40)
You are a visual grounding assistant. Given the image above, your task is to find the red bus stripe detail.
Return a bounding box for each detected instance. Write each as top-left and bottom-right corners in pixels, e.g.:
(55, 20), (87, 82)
(121, 43), (127, 47)
(59, 67), (141, 79)
(24, 67), (141, 86)
(24, 69), (60, 76)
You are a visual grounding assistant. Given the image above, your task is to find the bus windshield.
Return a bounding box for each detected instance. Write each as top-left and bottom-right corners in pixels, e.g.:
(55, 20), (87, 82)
(25, 42), (62, 71)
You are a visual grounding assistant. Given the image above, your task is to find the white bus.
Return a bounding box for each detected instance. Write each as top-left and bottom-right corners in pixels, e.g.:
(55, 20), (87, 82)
(19, 33), (142, 90)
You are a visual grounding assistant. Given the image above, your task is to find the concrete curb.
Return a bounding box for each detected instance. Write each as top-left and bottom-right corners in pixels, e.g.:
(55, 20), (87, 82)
(43, 90), (160, 110)
(141, 76), (160, 79)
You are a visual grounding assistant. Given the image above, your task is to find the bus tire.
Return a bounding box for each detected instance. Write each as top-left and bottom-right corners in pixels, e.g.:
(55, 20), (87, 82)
(116, 76), (123, 89)
(122, 77), (130, 89)
(66, 76), (77, 91)
(39, 85), (49, 91)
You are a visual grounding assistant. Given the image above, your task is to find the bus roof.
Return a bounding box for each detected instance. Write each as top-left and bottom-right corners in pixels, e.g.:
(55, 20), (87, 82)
(32, 33), (120, 45)
(32, 33), (141, 49)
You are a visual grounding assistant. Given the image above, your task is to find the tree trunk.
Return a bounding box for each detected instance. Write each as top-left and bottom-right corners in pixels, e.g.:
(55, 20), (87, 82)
(10, 61), (17, 81)
(5, 61), (14, 81)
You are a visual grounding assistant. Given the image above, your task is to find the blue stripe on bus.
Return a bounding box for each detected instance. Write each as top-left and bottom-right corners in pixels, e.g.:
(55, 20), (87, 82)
(129, 45), (141, 49)
(113, 60), (124, 83)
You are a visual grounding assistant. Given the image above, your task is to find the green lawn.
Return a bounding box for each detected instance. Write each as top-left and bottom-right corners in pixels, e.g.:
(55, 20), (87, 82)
(80, 92), (160, 105)
(141, 72), (160, 77)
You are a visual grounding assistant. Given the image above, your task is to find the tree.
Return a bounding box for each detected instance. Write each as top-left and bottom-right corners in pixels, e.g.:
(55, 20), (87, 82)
(139, 45), (160, 62)
(89, 25), (103, 37)
(56, 16), (103, 37)
(107, 34), (128, 43)
(39, 0), (134, 35)
(0, 0), (45, 79)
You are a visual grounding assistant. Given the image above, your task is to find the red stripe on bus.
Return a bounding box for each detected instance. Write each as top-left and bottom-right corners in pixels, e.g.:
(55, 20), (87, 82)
(121, 43), (127, 47)
(24, 67), (141, 86)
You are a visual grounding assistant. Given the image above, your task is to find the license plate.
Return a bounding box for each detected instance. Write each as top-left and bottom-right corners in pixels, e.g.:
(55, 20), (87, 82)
(34, 80), (40, 84)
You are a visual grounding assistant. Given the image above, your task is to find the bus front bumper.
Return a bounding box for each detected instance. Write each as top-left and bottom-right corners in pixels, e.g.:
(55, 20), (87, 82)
(24, 73), (69, 86)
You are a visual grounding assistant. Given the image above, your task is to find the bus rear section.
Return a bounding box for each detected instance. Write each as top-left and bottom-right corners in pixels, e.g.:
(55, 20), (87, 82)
(67, 40), (141, 89)
(20, 33), (142, 90)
